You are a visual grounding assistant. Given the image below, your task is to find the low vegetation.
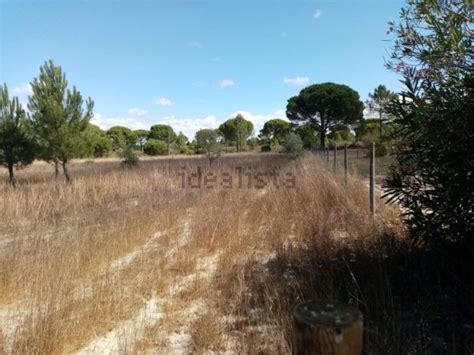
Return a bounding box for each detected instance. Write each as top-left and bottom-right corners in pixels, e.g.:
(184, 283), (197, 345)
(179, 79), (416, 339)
(1, 154), (471, 353)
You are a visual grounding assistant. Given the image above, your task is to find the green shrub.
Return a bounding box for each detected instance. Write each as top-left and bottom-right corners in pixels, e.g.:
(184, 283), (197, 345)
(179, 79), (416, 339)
(119, 145), (139, 168)
(261, 144), (271, 152)
(143, 139), (167, 156)
(384, 0), (473, 252)
(375, 141), (388, 157)
(283, 133), (304, 157)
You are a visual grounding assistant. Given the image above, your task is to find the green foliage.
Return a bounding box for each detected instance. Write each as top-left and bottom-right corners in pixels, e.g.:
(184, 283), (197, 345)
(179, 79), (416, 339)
(174, 131), (189, 154)
(246, 137), (259, 150)
(384, 0), (473, 251)
(295, 123), (320, 150)
(366, 84), (397, 137)
(327, 123), (355, 145)
(149, 124), (177, 143)
(354, 119), (398, 149)
(218, 114), (254, 152)
(107, 126), (137, 151)
(143, 138), (167, 156)
(195, 129), (220, 154)
(179, 144), (194, 155)
(374, 141), (388, 157)
(29, 60), (94, 182)
(78, 124), (112, 158)
(283, 132), (304, 157)
(286, 82), (364, 148)
(0, 84), (36, 185)
(354, 119), (380, 144)
(119, 145), (139, 168)
(258, 119), (291, 150)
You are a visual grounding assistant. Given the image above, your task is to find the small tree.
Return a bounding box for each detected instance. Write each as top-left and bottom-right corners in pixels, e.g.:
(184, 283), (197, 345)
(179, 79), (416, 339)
(175, 131), (189, 154)
(195, 128), (221, 165)
(29, 60), (93, 182)
(366, 85), (397, 138)
(258, 119), (291, 150)
(286, 83), (364, 149)
(119, 144), (139, 168)
(283, 132), (304, 158)
(78, 124), (112, 158)
(107, 126), (137, 151)
(143, 139), (167, 156)
(0, 84), (36, 186)
(149, 124), (176, 154)
(218, 114), (254, 152)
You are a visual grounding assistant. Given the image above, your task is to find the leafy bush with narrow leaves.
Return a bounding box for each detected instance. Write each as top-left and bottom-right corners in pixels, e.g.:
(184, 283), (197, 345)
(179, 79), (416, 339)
(384, 0), (473, 253)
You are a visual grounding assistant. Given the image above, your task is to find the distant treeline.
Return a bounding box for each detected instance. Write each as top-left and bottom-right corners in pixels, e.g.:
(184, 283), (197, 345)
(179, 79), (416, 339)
(1, 59), (398, 185)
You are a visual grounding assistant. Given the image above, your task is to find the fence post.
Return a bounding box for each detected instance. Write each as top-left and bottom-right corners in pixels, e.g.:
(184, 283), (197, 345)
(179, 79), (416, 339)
(326, 147), (330, 165)
(293, 300), (363, 355)
(369, 142), (375, 216)
(344, 144), (348, 185)
(333, 144), (337, 172)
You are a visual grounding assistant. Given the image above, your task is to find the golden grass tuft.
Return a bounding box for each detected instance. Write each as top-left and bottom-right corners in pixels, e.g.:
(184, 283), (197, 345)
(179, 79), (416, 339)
(1, 153), (470, 354)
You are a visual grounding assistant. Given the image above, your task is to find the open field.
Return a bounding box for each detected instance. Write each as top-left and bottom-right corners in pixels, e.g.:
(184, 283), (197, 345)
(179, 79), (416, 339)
(0, 153), (471, 354)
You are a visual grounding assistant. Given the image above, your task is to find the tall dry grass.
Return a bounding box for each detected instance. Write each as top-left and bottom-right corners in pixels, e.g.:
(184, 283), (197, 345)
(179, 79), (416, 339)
(0, 153), (471, 354)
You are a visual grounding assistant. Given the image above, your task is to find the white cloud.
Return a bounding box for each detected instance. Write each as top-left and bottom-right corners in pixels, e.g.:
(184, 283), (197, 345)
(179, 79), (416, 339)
(218, 78), (235, 89)
(313, 9), (322, 19)
(12, 82), (32, 96)
(230, 109), (288, 136)
(154, 97), (173, 106)
(280, 32), (288, 38)
(19, 100), (30, 113)
(160, 115), (220, 139)
(211, 57), (223, 62)
(128, 108), (148, 117)
(158, 109), (287, 140)
(283, 76), (310, 87)
(189, 41), (203, 49)
(91, 113), (148, 131)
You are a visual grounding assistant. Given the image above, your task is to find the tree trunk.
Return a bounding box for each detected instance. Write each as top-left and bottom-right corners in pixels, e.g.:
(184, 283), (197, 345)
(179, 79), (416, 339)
(7, 162), (16, 187)
(319, 115), (326, 149)
(320, 126), (326, 149)
(62, 160), (71, 183)
(54, 160), (60, 180)
(379, 111), (383, 139)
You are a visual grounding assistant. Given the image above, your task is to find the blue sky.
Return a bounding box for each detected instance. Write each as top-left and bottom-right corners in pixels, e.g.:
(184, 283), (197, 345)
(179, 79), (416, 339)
(1, 0), (404, 139)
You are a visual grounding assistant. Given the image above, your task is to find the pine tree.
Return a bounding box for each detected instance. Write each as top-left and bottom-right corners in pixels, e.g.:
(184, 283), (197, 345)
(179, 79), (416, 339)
(28, 60), (94, 182)
(366, 85), (397, 138)
(0, 84), (36, 186)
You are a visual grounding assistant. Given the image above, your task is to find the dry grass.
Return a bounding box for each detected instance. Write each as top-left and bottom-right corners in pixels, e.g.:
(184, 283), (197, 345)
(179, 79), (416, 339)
(0, 153), (472, 354)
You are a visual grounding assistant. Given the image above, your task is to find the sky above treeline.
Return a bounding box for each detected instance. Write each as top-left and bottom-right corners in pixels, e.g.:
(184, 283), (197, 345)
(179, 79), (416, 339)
(1, 0), (405, 139)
